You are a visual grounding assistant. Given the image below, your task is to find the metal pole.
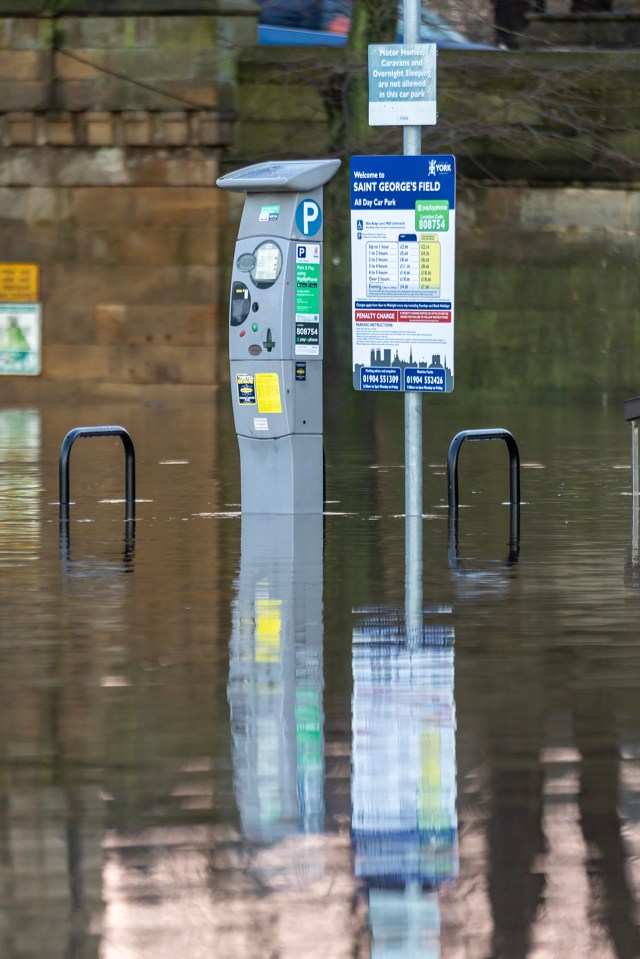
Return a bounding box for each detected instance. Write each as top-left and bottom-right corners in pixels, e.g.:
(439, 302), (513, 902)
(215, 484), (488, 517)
(624, 401), (640, 565)
(633, 420), (639, 501)
(403, 0), (423, 635)
(403, 0), (422, 518)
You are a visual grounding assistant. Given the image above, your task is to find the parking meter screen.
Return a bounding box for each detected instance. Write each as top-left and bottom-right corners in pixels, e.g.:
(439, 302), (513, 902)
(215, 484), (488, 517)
(252, 241), (282, 288)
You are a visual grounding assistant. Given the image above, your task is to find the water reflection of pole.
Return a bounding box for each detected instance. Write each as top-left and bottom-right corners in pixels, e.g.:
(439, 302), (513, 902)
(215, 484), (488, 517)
(228, 515), (324, 842)
(351, 605), (457, 958)
(624, 398), (640, 576)
(632, 421), (639, 565)
(405, 513), (423, 643)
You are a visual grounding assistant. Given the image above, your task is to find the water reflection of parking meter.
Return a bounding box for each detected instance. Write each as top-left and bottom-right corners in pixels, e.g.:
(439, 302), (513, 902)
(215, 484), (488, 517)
(351, 607), (457, 957)
(228, 515), (324, 842)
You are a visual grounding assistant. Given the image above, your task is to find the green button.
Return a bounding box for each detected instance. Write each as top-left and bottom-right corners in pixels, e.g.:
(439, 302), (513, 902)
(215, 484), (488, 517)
(251, 322), (259, 332)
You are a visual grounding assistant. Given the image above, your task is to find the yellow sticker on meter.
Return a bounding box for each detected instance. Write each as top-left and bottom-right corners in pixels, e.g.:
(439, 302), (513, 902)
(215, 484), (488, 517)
(255, 372), (282, 414)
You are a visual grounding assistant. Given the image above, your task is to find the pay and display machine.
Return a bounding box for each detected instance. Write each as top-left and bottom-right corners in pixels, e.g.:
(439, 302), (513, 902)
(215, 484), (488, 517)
(217, 159), (340, 514)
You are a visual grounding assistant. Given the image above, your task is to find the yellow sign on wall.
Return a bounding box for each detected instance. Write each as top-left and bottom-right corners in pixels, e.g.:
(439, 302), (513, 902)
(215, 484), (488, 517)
(0, 263), (39, 303)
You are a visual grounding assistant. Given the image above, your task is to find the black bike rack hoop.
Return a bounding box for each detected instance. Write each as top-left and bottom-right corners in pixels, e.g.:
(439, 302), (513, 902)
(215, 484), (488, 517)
(447, 428), (520, 513)
(447, 428), (521, 567)
(59, 425), (136, 523)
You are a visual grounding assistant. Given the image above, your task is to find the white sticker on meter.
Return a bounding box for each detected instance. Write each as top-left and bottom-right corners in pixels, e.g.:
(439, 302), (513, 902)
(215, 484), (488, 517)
(254, 418), (269, 431)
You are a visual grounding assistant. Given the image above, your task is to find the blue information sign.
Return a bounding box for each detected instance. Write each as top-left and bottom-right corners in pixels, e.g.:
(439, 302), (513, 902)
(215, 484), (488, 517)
(351, 155), (456, 393)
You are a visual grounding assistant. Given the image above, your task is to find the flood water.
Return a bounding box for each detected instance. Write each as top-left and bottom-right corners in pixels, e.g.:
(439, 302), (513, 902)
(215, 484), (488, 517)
(1, 385), (640, 959)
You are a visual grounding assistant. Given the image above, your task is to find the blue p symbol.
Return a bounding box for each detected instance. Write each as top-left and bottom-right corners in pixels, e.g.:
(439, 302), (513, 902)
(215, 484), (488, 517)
(296, 199), (322, 236)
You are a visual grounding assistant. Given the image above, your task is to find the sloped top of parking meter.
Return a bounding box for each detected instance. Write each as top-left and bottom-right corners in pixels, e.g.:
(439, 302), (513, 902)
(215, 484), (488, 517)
(217, 158), (341, 193)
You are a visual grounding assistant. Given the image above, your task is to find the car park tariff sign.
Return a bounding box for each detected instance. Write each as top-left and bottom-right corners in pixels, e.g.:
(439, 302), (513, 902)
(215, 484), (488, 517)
(351, 154), (456, 392)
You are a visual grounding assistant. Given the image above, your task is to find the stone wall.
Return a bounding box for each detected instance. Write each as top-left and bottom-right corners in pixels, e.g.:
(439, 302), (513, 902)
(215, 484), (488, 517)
(523, 11), (640, 48)
(229, 48), (640, 182)
(0, 5), (256, 399)
(1, 11), (640, 396)
(453, 183), (640, 392)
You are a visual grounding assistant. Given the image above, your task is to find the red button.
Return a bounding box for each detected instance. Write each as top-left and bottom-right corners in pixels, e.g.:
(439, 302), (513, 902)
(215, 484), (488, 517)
(239, 330), (246, 337)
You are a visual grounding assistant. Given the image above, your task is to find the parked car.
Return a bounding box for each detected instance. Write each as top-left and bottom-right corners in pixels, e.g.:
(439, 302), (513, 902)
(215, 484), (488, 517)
(256, 1), (493, 49)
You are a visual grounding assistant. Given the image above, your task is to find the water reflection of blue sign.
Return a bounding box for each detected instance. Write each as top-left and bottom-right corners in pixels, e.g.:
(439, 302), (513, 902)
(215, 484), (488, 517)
(228, 515), (324, 842)
(352, 606), (457, 955)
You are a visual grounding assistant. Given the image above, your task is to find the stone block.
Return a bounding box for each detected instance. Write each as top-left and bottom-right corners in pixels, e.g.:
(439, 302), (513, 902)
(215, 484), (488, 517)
(122, 149), (219, 187)
(68, 199), (221, 258)
(166, 85), (218, 109)
(151, 16), (219, 50)
(53, 51), (104, 82)
(58, 79), (150, 113)
(46, 114), (76, 147)
(234, 120), (330, 162)
(0, 80), (49, 112)
(45, 304), (95, 345)
(197, 112), (224, 146)
(0, 50), (45, 81)
(45, 263), (216, 305)
(84, 112), (115, 147)
(56, 47), (219, 86)
(96, 303), (217, 347)
(11, 146), (219, 189)
(9, 17), (54, 51)
(78, 225), (196, 266)
(25, 185), (74, 227)
(69, 187), (135, 226)
(520, 187), (629, 231)
(57, 78), (215, 113)
(123, 112), (152, 147)
(56, 149), (129, 187)
(44, 345), (109, 381)
(124, 188), (222, 227)
(105, 343), (217, 385)
(58, 13), (221, 50)
(59, 17), (130, 50)
(238, 82), (325, 123)
(95, 304), (126, 344)
(182, 228), (220, 266)
(0, 186), (28, 221)
(6, 113), (36, 146)
(161, 113), (189, 146)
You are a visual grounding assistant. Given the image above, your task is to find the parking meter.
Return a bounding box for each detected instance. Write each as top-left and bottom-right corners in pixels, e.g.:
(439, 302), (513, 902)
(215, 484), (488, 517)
(217, 158), (340, 514)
